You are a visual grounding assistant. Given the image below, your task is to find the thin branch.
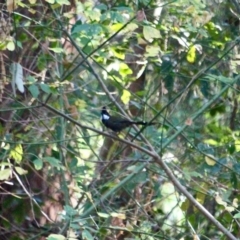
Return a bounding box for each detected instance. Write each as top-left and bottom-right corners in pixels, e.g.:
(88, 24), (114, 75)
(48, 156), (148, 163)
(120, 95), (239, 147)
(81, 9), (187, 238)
(40, 75), (239, 239)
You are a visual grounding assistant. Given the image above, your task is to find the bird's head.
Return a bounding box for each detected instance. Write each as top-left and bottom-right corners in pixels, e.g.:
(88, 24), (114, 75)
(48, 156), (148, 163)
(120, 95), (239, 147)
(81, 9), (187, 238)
(101, 106), (110, 120)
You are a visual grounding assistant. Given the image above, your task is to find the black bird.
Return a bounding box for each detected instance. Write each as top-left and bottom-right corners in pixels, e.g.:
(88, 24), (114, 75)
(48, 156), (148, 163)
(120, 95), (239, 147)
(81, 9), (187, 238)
(101, 106), (155, 132)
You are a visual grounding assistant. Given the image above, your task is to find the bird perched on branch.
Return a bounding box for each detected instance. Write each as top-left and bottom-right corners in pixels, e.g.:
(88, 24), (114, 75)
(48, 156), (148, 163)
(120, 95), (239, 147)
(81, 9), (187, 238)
(101, 106), (155, 132)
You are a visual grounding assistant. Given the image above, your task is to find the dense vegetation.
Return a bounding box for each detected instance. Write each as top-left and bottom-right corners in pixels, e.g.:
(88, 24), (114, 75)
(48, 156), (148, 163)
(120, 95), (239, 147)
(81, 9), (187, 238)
(0, 0), (240, 239)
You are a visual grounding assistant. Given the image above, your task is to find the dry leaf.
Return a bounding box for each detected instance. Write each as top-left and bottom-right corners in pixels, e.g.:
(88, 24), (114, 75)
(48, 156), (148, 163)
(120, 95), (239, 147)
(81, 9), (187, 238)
(137, 10), (146, 22)
(205, 155), (216, 166)
(185, 118), (193, 126)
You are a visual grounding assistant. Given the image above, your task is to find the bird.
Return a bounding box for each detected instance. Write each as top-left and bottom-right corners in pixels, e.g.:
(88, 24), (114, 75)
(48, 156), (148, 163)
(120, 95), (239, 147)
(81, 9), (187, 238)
(101, 106), (155, 132)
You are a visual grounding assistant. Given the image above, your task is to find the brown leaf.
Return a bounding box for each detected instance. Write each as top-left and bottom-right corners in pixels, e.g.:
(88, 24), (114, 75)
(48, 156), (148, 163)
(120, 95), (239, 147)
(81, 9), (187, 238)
(185, 118), (193, 126)
(136, 10), (146, 22)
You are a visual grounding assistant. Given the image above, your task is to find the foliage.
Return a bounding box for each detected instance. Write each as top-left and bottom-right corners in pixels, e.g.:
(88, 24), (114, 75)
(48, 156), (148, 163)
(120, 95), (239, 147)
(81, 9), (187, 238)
(0, 0), (240, 239)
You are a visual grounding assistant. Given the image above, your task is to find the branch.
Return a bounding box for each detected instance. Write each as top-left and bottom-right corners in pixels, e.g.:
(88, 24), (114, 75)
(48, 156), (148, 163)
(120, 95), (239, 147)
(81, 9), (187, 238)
(41, 75), (238, 240)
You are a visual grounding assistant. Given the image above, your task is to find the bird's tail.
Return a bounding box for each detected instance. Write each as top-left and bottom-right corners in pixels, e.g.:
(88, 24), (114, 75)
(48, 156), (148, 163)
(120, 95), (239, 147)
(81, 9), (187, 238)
(134, 121), (156, 126)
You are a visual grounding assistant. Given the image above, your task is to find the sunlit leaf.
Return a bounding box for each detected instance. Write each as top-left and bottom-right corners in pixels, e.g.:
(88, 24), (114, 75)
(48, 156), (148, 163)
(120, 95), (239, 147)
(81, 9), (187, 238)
(85, 192), (93, 203)
(143, 26), (161, 42)
(97, 212), (110, 218)
(121, 89), (131, 104)
(9, 144), (23, 164)
(0, 169), (11, 180)
(205, 154), (216, 166)
(110, 23), (123, 31)
(153, 182), (185, 230)
(48, 47), (64, 53)
(110, 47), (125, 60)
(110, 212), (126, 219)
(33, 158), (43, 170)
(135, 62), (147, 79)
(204, 139), (218, 146)
(235, 140), (240, 151)
(7, 41), (15, 51)
(125, 23), (138, 32)
(47, 234), (65, 240)
(56, 0), (70, 5)
(234, 212), (240, 219)
(126, 221), (134, 231)
(233, 198), (238, 208)
(119, 62), (132, 77)
(15, 167), (28, 175)
(74, 99), (86, 108)
(225, 206), (235, 212)
(145, 45), (161, 57)
(215, 193), (227, 207)
(187, 45), (196, 63)
(45, 0), (55, 3)
(172, 35), (189, 47)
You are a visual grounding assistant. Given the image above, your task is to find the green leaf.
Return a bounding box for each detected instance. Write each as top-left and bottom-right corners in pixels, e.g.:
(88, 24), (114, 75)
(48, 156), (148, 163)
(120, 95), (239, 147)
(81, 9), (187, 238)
(97, 212), (110, 218)
(136, 63), (147, 79)
(16, 40), (22, 49)
(234, 212), (240, 219)
(64, 205), (78, 216)
(47, 234), (65, 240)
(40, 83), (52, 94)
(205, 154), (216, 166)
(145, 45), (161, 57)
(7, 41), (15, 51)
(125, 22), (138, 32)
(110, 23), (124, 31)
(71, 23), (102, 36)
(121, 89), (131, 104)
(183, 170), (202, 181)
(187, 45), (196, 63)
(119, 62), (132, 77)
(204, 139), (218, 146)
(143, 26), (161, 41)
(0, 169), (11, 180)
(153, 182), (184, 225)
(82, 229), (94, 240)
(218, 76), (234, 83)
(9, 144), (23, 164)
(48, 47), (64, 53)
(0, 41), (7, 50)
(15, 167), (28, 175)
(33, 158), (43, 170)
(171, 35), (188, 47)
(110, 212), (126, 219)
(95, 3), (107, 10)
(29, 84), (39, 98)
(26, 75), (37, 83)
(56, 0), (70, 5)
(44, 157), (62, 168)
(110, 47), (125, 60)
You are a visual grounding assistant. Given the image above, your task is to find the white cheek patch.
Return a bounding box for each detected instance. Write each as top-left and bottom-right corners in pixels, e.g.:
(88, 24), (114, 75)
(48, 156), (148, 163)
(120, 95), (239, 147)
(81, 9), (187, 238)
(102, 114), (110, 120)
